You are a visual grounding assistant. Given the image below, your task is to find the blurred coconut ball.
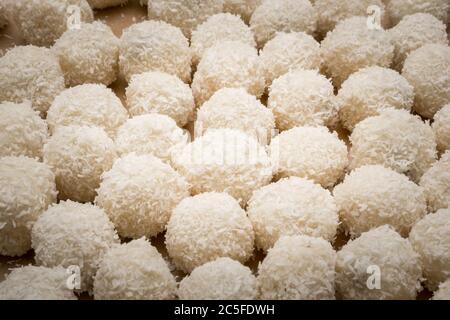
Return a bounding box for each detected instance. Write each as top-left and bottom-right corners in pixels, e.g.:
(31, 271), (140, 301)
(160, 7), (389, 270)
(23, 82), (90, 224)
(433, 279), (450, 300)
(125, 71), (195, 127)
(43, 125), (117, 203)
(387, 0), (449, 26)
(0, 156), (57, 257)
(119, 20), (191, 83)
(257, 235), (336, 300)
(47, 84), (128, 138)
(94, 238), (177, 300)
(337, 66), (414, 131)
(95, 153), (190, 239)
(87, 0), (128, 9)
(223, 0), (261, 23)
(178, 257), (257, 300)
(248, 177), (339, 252)
(336, 225), (422, 299)
(433, 104), (450, 153)
(0, 2), (8, 28)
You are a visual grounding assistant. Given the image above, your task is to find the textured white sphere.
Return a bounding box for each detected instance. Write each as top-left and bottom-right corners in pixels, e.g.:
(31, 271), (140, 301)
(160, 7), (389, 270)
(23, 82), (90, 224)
(223, 0), (261, 23)
(387, 0), (449, 26)
(87, 0), (128, 8)
(433, 279), (450, 300)
(433, 104), (450, 153)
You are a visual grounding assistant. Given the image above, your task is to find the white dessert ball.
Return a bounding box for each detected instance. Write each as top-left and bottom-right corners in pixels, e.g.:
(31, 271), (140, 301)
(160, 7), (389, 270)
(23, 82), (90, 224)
(87, 0), (128, 9)
(409, 208), (450, 290)
(125, 71), (195, 127)
(0, 45), (65, 116)
(387, 0), (449, 26)
(14, 0), (94, 47)
(402, 44), (450, 119)
(0, 156), (57, 257)
(249, 0), (317, 48)
(0, 266), (77, 300)
(433, 279), (450, 300)
(94, 238), (177, 300)
(336, 225), (422, 299)
(349, 108), (437, 183)
(171, 129), (273, 205)
(248, 177), (339, 252)
(337, 66), (414, 131)
(433, 104), (450, 153)
(43, 125), (117, 203)
(47, 84), (128, 138)
(119, 20), (191, 83)
(166, 192), (255, 273)
(95, 153), (189, 239)
(178, 257), (257, 300)
(321, 16), (394, 87)
(269, 126), (348, 188)
(192, 40), (264, 107)
(257, 235), (336, 300)
(223, 0), (261, 23)
(0, 101), (48, 159)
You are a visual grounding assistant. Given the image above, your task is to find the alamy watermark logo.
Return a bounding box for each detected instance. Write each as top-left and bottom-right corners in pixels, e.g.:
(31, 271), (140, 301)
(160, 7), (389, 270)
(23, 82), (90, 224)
(66, 265), (81, 290)
(67, 5), (81, 30)
(367, 5), (382, 30)
(366, 265), (381, 290)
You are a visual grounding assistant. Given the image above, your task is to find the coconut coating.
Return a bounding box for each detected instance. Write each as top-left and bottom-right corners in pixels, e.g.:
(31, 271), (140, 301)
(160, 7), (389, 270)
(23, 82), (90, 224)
(0, 266), (77, 300)
(47, 84), (128, 138)
(409, 208), (450, 290)
(223, 0), (261, 23)
(171, 129), (273, 205)
(0, 46), (65, 116)
(191, 13), (256, 65)
(94, 238), (177, 300)
(52, 22), (120, 87)
(249, 0), (317, 48)
(387, 0), (449, 26)
(257, 235), (336, 300)
(433, 104), (450, 153)
(119, 21), (191, 83)
(166, 192), (255, 273)
(147, 0), (224, 38)
(126, 71), (195, 127)
(270, 126), (348, 188)
(0, 156), (57, 257)
(95, 153), (189, 239)
(87, 0), (128, 9)
(179, 257), (257, 300)
(321, 16), (394, 88)
(195, 88), (275, 144)
(0, 101), (48, 159)
(43, 125), (117, 203)
(336, 225), (422, 300)
(337, 66), (414, 131)
(192, 40), (264, 107)
(14, 0), (94, 47)
(248, 177), (339, 252)
(334, 165), (427, 238)
(260, 32), (322, 87)
(268, 69), (337, 130)
(433, 279), (450, 300)
(349, 109), (437, 183)
(32, 201), (119, 292)
(402, 44), (450, 119)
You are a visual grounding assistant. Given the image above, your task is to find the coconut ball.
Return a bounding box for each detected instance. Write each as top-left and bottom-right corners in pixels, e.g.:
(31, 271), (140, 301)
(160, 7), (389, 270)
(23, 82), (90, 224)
(410, 208), (450, 290)
(32, 200), (119, 292)
(179, 257), (257, 300)
(269, 126), (348, 188)
(95, 153), (189, 239)
(126, 71), (195, 127)
(87, 0), (128, 9)
(249, 0), (317, 48)
(337, 66), (414, 131)
(166, 192), (254, 273)
(0, 266), (77, 300)
(14, 0), (94, 47)
(260, 32), (322, 87)
(119, 20), (191, 83)
(0, 46), (65, 116)
(0, 156), (57, 257)
(43, 125), (117, 203)
(433, 279), (450, 300)
(94, 238), (177, 300)
(0, 2), (8, 28)
(223, 0), (261, 23)
(321, 16), (394, 88)
(257, 235), (336, 300)
(0, 101), (48, 159)
(147, 0), (224, 38)
(52, 22), (120, 87)
(248, 177), (338, 252)
(433, 104), (450, 153)
(171, 129), (272, 205)
(47, 84), (128, 138)
(268, 69), (337, 130)
(192, 40), (264, 107)
(387, 0), (449, 26)
(402, 44), (450, 119)
(195, 88), (275, 144)
(349, 109), (437, 183)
